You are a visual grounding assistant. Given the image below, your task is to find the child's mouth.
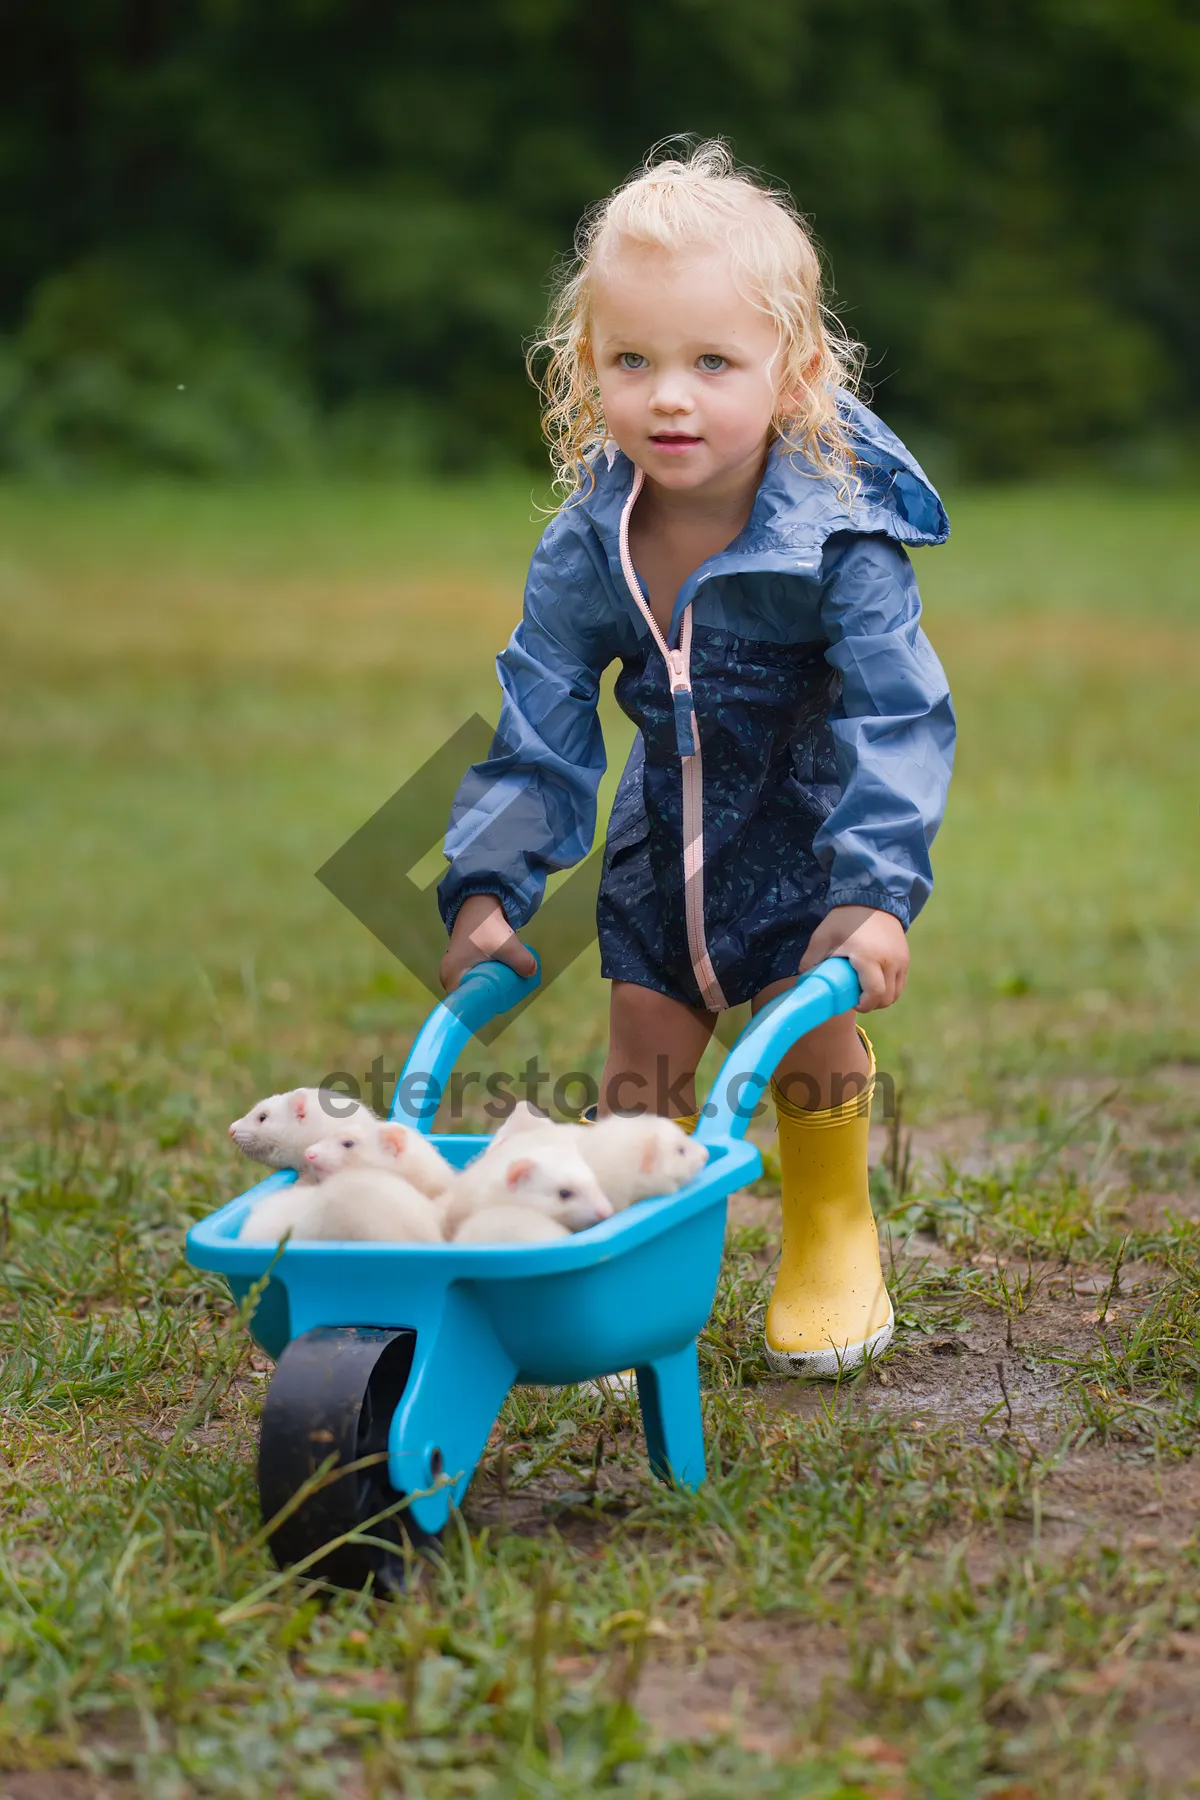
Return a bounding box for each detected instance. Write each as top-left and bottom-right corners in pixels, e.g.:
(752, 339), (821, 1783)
(649, 433), (703, 454)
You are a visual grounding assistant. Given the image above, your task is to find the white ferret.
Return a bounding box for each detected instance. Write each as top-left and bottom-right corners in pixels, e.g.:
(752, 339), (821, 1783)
(239, 1168), (444, 1244)
(303, 1119), (453, 1199)
(234, 1181), (310, 1244)
(452, 1205), (570, 1246)
(571, 1115), (708, 1211)
(483, 1110), (707, 1211)
(443, 1138), (613, 1239)
(228, 1087), (374, 1176)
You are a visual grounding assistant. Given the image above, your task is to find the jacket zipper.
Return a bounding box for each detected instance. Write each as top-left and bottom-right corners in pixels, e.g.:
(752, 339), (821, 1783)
(617, 469), (729, 1013)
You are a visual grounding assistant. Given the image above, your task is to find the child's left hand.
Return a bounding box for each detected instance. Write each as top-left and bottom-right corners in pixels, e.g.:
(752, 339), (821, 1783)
(799, 905), (909, 1012)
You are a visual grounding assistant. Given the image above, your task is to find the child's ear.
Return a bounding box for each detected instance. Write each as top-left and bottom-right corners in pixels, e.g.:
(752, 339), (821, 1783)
(505, 1158), (535, 1191)
(290, 1093), (307, 1121)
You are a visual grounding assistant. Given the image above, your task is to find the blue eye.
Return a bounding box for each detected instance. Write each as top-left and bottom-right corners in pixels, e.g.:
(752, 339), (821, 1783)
(699, 354), (726, 373)
(619, 352), (648, 370)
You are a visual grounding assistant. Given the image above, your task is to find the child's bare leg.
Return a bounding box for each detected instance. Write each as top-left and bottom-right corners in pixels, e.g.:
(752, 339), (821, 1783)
(751, 975), (870, 1111)
(600, 981), (717, 1118)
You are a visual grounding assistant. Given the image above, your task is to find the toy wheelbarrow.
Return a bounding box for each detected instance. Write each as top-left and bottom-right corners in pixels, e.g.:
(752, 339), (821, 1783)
(186, 955), (860, 1591)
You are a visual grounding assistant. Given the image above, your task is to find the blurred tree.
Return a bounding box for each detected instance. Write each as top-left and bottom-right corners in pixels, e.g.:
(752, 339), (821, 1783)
(0, 0), (1195, 476)
(922, 248), (1164, 477)
(0, 258), (316, 475)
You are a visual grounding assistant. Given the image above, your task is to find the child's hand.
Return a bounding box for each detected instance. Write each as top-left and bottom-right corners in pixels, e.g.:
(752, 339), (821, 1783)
(439, 894), (537, 993)
(799, 905), (909, 1012)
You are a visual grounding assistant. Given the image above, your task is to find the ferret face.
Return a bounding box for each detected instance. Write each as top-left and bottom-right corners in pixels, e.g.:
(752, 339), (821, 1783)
(228, 1087), (367, 1168)
(304, 1122), (411, 1180)
(229, 1090), (303, 1166)
(501, 1144), (613, 1229)
(304, 1128), (368, 1179)
(586, 1115), (709, 1205)
(640, 1120), (708, 1188)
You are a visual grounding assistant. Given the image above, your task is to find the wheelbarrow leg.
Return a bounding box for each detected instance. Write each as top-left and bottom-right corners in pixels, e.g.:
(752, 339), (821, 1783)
(388, 1285), (518, 1536)
(636, 1339), (706, 1488)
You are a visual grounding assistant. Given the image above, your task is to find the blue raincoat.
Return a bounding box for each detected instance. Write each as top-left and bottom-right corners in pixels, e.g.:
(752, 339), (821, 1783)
(438, 394), (955, 1011)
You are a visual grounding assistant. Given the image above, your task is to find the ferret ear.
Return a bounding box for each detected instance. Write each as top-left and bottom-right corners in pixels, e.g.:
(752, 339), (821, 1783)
(639, 1134), (659, 1174)
(378, 1125), (407, 1159)
(290, 1093), (307, 1121)
(505, 1157), (535, 1190)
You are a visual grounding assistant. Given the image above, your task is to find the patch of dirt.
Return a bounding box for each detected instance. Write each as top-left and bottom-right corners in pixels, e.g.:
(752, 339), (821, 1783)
(870, 1113), (1002, 1180)
(1131, 1656), (1200, 1796)
(1038, 1447), (1200, 1550)
(633, 1616), (855, 1755)
(1124, 1190), (1200, 1232)
(764, 1330), (1066, 1444)
(727, 1187), (780, 1231)
(932, 1447), (1200, 1593)
(1150, 1062), (1200, 1097)
(463, 1421), (649, 1544)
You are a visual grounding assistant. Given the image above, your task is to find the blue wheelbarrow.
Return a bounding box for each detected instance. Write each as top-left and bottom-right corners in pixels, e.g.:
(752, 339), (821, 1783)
(187, 955), (860, 1590)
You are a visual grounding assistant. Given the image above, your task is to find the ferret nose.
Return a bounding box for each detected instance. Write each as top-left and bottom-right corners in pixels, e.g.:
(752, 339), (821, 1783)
(303, 1146), (319, 1162)
(593, 1194), (613, 1219)
(228, 1123), (238, 1139)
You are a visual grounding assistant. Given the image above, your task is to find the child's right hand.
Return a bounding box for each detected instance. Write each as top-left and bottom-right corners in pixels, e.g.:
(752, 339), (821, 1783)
(438, 893), (537, 992)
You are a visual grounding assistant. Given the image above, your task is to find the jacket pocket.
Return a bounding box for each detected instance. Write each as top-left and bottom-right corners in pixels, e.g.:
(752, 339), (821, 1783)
(604, 732), (652, 870)
(787, 736), (840, 827)
(602, 804), (652, 872)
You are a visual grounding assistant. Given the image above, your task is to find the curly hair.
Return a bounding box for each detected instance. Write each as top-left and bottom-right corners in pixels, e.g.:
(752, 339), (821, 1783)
(526, 138), (865, 505)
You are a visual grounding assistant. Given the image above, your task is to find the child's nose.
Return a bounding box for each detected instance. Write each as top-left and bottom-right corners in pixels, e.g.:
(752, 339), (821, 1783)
(649, 376), (695, 414)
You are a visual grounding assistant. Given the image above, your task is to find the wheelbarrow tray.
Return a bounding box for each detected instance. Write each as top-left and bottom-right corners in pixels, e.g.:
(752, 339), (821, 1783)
(187, 1132), (759, 1383)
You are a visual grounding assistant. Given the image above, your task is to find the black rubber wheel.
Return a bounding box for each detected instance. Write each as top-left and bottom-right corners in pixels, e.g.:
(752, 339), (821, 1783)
(257, 1326), (439, 1594)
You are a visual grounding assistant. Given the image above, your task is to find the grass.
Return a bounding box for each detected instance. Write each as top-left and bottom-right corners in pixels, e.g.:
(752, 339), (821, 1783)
(0, 475), (1198, 1797)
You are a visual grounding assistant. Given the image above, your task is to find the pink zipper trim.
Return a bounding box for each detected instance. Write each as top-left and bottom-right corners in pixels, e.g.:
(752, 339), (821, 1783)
(617, 469), (729, 1013)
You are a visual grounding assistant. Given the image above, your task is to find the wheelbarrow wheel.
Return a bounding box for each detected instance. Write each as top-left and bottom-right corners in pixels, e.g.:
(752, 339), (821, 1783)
(258, 1325), (439, 1595)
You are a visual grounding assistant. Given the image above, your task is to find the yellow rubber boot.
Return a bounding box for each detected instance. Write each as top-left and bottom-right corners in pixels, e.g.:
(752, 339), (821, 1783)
(764, 1031), (893, 1378)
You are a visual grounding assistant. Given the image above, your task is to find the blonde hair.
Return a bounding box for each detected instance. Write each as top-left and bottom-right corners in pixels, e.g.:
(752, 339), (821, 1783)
(527, 139), (864, 504)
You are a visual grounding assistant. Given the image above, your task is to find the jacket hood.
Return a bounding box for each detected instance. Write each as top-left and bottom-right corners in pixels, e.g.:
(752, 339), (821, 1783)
(572, 392), (949, 561)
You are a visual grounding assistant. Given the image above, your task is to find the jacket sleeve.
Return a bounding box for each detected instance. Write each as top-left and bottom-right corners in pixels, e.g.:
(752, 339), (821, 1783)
(814, 532), (955, 929)
(437, 530), (611, 934)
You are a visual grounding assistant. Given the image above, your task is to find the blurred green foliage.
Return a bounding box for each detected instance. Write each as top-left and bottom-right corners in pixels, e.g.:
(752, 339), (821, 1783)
(1, 0), (1196, 477)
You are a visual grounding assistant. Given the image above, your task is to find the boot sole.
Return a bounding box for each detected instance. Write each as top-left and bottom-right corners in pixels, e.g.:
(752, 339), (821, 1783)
(763, 1305), (895, 1380)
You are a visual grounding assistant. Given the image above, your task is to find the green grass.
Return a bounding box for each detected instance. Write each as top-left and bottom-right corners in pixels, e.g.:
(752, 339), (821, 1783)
(0, 477), (1198, 1797)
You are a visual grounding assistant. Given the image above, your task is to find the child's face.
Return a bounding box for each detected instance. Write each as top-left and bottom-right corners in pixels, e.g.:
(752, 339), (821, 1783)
(589, 239), (782, 495)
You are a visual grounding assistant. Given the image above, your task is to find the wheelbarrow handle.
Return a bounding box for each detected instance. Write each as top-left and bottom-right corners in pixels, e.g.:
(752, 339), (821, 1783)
(695, 957), (861, 1145)
(388, 954), (541, 1132)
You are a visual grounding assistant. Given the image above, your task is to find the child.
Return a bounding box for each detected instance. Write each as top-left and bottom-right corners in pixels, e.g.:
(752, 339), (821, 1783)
(437, 141), (954, 1376)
